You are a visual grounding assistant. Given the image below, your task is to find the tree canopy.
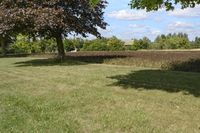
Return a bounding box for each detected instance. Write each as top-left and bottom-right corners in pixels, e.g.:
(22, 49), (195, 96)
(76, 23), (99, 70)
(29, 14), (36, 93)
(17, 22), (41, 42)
(0, 0), (107, 59)
(130, 0), (200, 11)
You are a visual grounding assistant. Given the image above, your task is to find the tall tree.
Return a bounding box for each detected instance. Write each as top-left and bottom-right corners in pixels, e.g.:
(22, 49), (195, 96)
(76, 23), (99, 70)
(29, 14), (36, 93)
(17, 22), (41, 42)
(130, 0), (200, 11)
(0, 0), (107, 59)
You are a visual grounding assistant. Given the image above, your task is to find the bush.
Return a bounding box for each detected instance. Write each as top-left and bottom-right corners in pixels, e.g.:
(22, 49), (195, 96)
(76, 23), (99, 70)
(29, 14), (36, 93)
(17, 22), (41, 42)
(44, 39), (57, 53)
(152, 33), (190, 49)
(82, 39), (109, 51)
(64, 39), (75, 52)
(11, 35), (57, 54)
(82, 37), (125, 51)
(191, 37), (200, 48)
(30, 42), (42, 53)
(11, 35), (31, 53)
(73, 38), (84, 51)
(131, 37), (151, 50)
(38, 39), (57, 53)
(11, 35), (42, 54)
(107, 36), (125, 51)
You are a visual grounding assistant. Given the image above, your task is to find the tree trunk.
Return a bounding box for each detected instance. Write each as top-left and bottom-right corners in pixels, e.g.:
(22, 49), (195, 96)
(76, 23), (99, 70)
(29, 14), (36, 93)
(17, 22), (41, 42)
(0, 37), (7, 56)
(55, 33), (65, 62)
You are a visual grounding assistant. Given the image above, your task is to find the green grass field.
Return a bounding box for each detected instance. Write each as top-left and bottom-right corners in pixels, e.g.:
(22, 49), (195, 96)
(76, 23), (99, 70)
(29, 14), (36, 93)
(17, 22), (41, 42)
(0, 57), (200, 133)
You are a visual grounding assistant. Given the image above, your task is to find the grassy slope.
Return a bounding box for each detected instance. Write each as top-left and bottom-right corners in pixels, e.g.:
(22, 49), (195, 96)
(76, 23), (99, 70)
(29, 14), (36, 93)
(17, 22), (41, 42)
(0, 57), (200, 133)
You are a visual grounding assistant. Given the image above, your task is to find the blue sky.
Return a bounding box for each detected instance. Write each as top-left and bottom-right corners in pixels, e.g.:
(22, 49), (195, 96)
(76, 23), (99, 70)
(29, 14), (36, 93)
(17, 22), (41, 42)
(96, 0), (200, 41)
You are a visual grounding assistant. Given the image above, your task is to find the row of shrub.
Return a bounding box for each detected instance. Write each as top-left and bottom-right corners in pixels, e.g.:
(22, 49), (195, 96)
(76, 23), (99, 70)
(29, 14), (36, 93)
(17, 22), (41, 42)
(82, 37), (125, 51)
(1, 33), (200, 54)
(1, 34), (84, 54)
(0, 35), (56, 54)
(131, 33), (200, 50)
(82, 33), (200, 51)
(0, 35), (126, 54)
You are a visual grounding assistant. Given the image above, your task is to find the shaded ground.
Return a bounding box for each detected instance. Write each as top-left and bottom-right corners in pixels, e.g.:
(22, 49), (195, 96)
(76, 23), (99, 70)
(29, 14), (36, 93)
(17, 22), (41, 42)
(14, 58), (87, 67)
(109, 70), (200, 97)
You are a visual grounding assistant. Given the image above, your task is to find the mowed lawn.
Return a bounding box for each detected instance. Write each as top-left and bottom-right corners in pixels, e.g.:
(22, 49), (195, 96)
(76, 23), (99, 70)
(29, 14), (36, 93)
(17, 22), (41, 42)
(0, 57), (200, 133)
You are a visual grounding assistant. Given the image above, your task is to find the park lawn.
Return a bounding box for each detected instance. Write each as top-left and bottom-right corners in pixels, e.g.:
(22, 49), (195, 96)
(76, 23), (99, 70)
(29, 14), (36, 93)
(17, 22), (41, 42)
(0, 57), (200, 133)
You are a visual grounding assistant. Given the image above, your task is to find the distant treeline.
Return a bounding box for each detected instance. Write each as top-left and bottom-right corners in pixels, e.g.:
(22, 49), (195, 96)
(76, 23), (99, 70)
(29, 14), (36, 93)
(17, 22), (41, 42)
(0, 33), (200, 55)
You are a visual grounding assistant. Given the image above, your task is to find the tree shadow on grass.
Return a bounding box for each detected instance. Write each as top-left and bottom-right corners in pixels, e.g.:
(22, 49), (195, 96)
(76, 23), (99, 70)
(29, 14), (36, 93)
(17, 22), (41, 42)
(14, 56), (126, 67)
(14, 58), (88, 67)
(0, 54), (29, 58)
(108, 70), (200, 97)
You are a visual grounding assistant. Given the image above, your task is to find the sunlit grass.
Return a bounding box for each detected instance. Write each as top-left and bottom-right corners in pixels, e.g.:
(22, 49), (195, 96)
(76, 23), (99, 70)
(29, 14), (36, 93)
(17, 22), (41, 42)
(0, 57), (200, 132)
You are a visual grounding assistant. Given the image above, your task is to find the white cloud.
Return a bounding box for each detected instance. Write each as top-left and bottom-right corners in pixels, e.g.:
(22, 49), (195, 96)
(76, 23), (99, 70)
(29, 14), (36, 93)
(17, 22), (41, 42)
(169, 5), (200, 17)
(108, 9), (149, 20)
(128, 24), (160, 34)
(168, 21), (193, 29)
(167, 21), (200, 39)
(128, 24), (151, 33)
(128, 24), (139, 28)
(123, 24), (161, 40)
(151, 30), (161, 36)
